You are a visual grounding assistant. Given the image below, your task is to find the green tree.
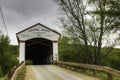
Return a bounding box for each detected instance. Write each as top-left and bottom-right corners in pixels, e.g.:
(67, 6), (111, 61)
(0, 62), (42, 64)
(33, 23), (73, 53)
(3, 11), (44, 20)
(59, 36), (86, 63)
(0, 33), (18, 75)
(88, 0), (120, 64)
(0, 34), (10, 74)
(55, 0), (120, 65)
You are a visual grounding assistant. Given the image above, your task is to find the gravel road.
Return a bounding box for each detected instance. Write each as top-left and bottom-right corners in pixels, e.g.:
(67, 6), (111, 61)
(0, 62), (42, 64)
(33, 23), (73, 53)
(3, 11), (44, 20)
(25, 65), (99, 80)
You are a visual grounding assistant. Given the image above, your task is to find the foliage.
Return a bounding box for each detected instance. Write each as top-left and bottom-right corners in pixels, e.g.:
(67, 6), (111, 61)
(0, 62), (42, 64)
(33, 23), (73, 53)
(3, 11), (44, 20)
(0, 33), (19, 77)
(59, 36), (120, 71)
(0, 67), (3, 77)
(59, 36), (86, 63)
(104, 49), (120, 70)
(55, 0), (120, 65)
(26, 60), (33, 65)
(16, 66), (26, 80)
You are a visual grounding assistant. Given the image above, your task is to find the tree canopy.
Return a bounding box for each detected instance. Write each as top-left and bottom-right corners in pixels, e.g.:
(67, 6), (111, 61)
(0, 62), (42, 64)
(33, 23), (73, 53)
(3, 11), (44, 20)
(0, 33), (18, 77)
(55, 0), (120, 65)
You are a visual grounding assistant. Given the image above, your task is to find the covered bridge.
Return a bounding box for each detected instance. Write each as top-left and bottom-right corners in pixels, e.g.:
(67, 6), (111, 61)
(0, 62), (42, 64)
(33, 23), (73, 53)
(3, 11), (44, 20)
(16, 23), (60, 65)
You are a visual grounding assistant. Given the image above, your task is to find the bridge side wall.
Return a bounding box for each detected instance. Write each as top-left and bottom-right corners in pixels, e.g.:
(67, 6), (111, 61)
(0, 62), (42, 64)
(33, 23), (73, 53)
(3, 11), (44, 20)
(19, 41), (25, 63)
(53, 41), (58, 61)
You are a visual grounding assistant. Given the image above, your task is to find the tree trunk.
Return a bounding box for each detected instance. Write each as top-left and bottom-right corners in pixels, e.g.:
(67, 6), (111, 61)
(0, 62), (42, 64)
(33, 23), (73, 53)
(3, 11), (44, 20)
(96, 1), (105, 65)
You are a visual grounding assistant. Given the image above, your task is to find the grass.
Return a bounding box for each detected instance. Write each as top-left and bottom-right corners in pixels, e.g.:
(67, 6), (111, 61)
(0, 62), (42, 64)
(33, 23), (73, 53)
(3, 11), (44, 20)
(16, 66), (26, 80)
(0, 75), (8, 80)
(113, 75), (120, 80)
(86, 70), (120, 80)
(58, 65), (120, 80)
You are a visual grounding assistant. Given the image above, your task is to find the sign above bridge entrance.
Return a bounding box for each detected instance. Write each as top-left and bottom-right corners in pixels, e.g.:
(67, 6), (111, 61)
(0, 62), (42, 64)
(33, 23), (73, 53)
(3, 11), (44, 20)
(16, 23), (60, 41)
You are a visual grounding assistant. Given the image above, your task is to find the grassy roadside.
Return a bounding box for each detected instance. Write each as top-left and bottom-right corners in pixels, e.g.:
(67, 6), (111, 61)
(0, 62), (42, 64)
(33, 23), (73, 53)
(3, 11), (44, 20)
(57, 65), (120, 80)
(0, 75), (7, 80)
(16, 66), (26, 80)
(85, 69), (120, 80)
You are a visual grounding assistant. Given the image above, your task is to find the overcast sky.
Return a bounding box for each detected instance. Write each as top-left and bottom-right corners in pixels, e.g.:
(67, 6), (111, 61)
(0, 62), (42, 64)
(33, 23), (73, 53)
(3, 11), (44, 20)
(0, 0), (60, 45)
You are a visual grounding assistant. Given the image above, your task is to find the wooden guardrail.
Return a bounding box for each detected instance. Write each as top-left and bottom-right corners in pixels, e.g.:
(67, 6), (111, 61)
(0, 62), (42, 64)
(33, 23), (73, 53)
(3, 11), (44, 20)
(7, 61), (25, 80)
(53, 61), (120, 80)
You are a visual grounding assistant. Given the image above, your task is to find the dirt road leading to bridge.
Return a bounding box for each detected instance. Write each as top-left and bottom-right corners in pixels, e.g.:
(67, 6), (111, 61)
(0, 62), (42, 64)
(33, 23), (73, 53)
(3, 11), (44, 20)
(25, 65), (99, 80)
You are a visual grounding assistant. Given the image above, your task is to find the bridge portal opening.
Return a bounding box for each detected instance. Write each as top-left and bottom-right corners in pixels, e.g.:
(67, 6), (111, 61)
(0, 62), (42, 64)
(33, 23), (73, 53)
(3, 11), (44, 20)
(17, 23), (60, 64)
(25, 38), (53, 65)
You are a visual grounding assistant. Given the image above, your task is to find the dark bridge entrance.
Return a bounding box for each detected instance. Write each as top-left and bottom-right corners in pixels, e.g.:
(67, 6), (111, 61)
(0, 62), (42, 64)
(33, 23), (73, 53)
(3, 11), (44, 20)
(25, 38), (53, 65)
(16, 23), (60, 63)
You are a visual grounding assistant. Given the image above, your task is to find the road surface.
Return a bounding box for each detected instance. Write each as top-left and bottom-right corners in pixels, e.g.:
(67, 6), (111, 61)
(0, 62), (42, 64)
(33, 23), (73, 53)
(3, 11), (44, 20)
(25, 65), (99, 80)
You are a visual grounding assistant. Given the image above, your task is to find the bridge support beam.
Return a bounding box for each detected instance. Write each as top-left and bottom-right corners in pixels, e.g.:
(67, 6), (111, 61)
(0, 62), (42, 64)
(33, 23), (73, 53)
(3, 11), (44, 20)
(53, 41), (58, 61)
(19, 41), (25, 63)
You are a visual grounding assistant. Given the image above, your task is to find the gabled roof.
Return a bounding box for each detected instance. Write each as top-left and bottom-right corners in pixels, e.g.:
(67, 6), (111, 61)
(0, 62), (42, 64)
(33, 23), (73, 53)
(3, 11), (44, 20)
(16, 23), (61, 35)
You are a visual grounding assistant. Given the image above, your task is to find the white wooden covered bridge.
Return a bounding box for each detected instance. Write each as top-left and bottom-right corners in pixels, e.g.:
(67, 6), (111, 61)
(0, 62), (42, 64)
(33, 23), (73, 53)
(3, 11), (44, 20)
(15, 23), (113, 80)
(16, 23), (60, 65)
